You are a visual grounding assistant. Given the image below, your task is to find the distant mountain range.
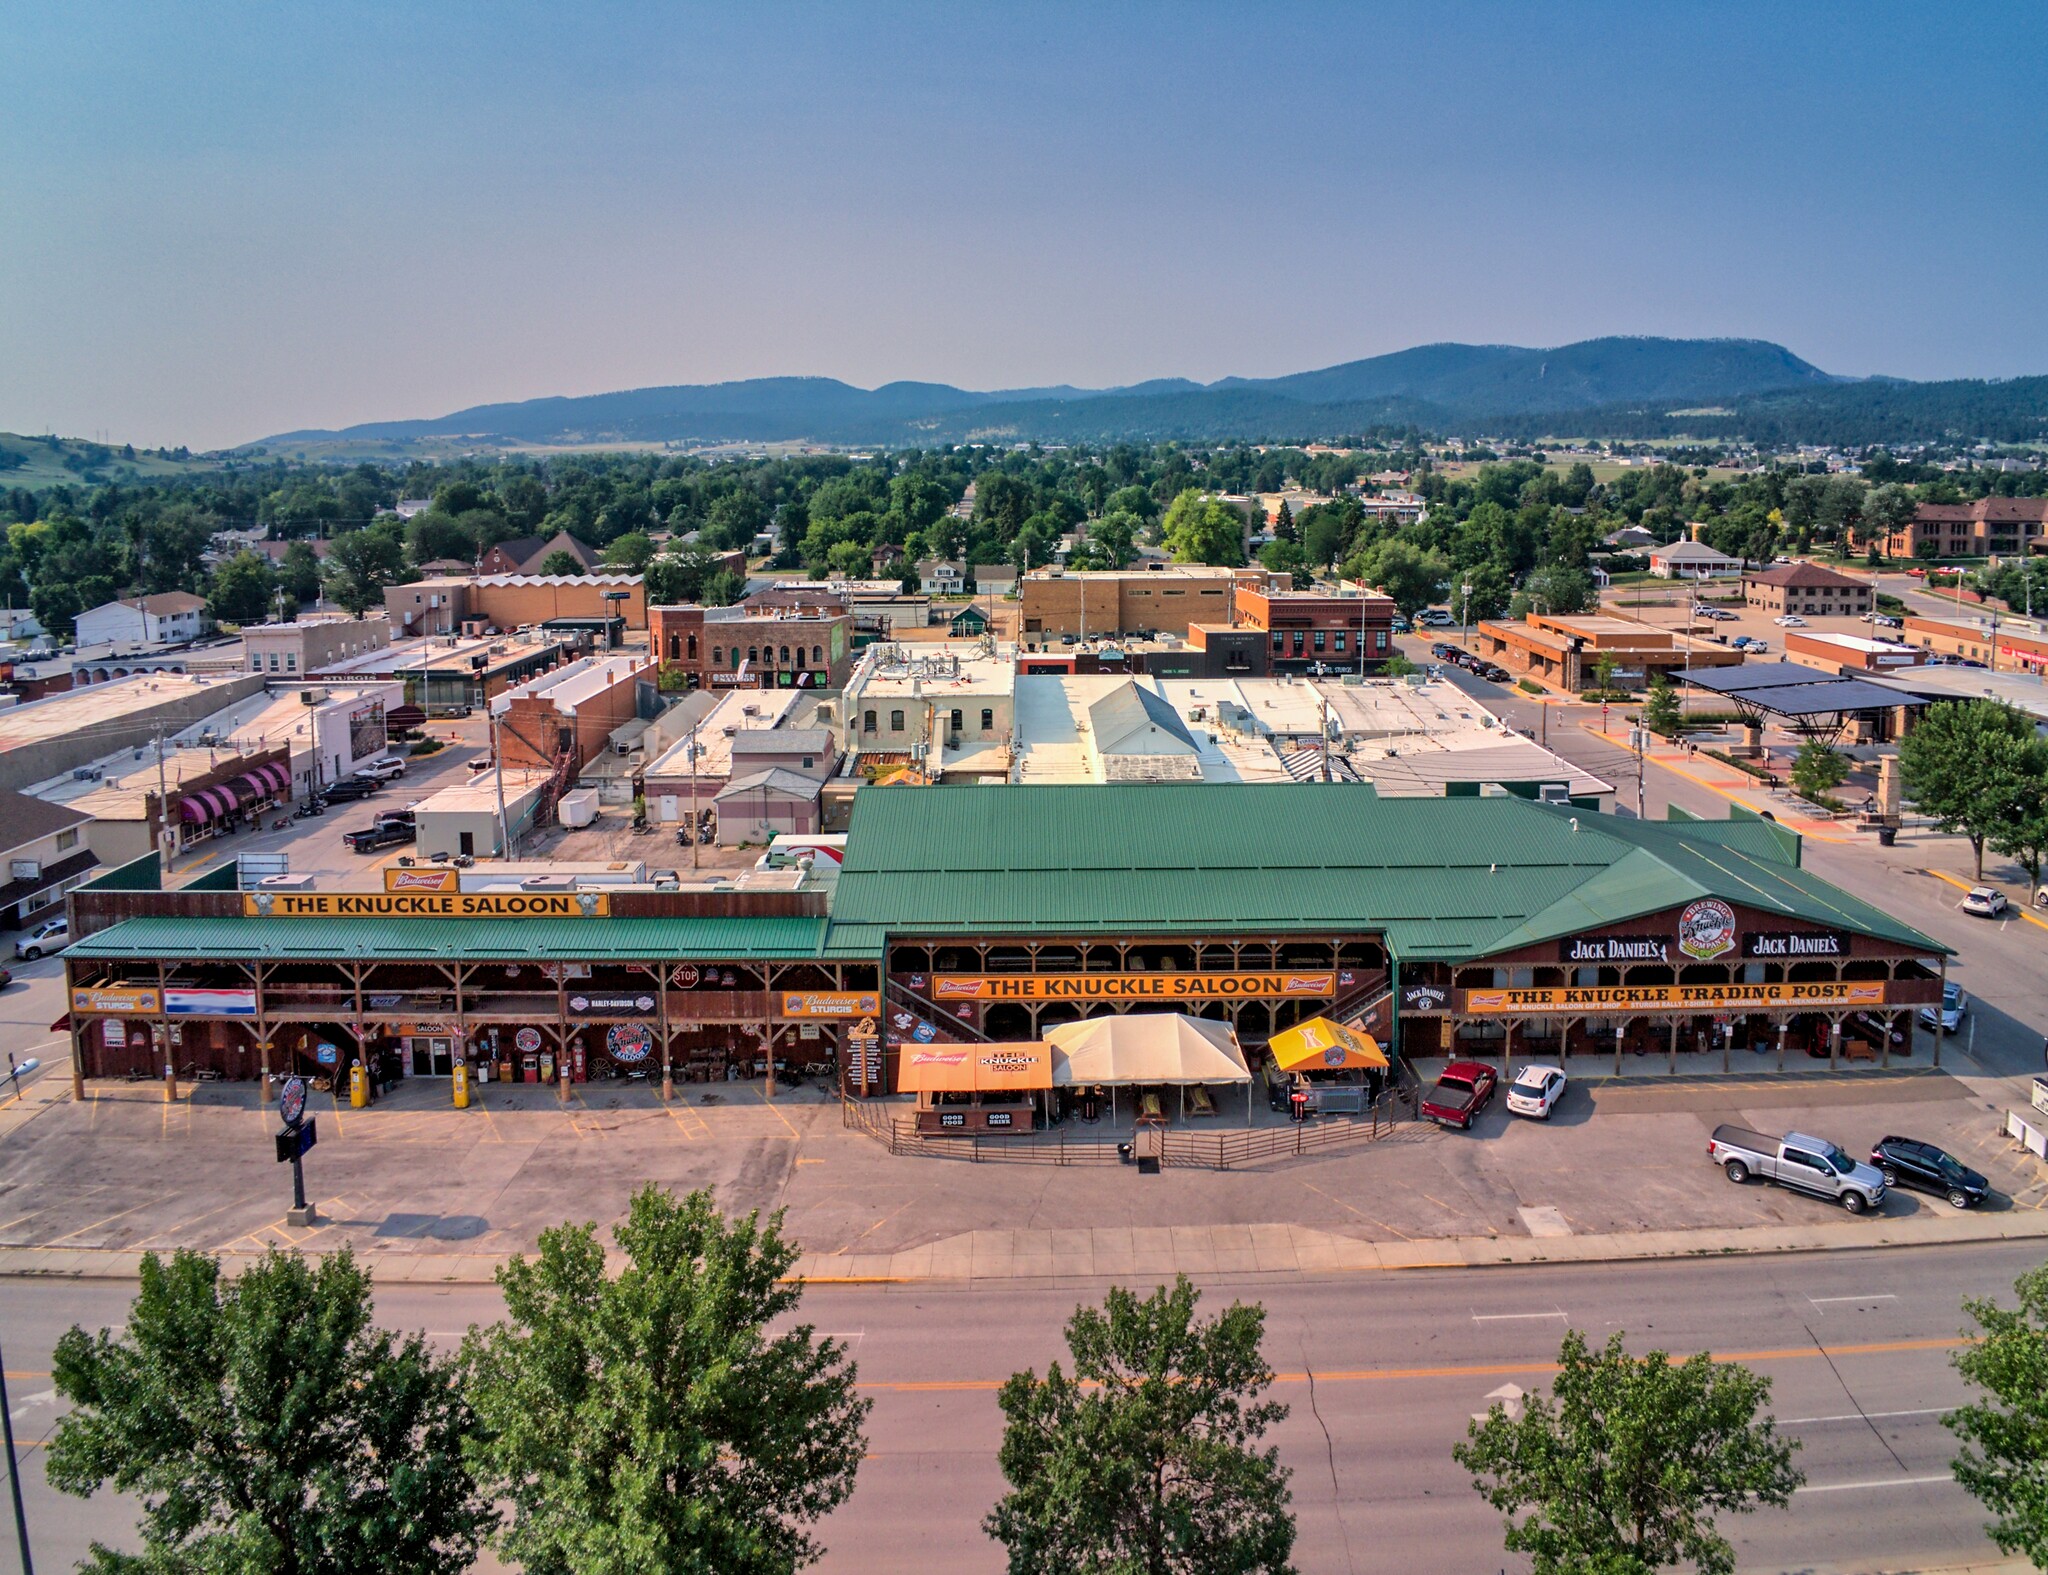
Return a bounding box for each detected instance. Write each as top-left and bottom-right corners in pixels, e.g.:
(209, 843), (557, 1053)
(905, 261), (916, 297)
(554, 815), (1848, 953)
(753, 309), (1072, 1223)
(260, 337), (2048, 451)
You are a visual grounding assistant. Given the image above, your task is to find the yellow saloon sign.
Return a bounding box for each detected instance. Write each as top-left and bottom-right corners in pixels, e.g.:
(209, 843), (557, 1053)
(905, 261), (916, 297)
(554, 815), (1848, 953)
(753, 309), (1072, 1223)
(242, 892), (610, 919)
(1459, 981), (1889, 1014)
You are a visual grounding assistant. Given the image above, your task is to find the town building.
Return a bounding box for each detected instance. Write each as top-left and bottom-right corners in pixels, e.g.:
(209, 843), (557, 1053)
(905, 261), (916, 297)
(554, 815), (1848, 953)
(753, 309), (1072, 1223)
(1868, 499), (2048, 560)
(1646, 540), (1743, 580)
(241, 613), (391, 680)
(1742, 563), (1875, 618)
(478, 531), (601, 576)
(1475, 613), (1745, 693)
(310, 633), (573, 714)
(492, 654), (657, 777)
(1232, 586), (1396, 675)
(74, 592), (211, 649)
(649, 604), (854, 692)
(1903, 614), (2048, 675)
(0, 792), (96, 934)
(0, 672), (268, 794)
(1783, 631), (1926, 675)
(56, 782), (1951, 1095)
(837, 642), (1014, 780)
(412, 769), (553, 859)
(639, 689), (818, 813)
(1018, 566), (1258, 643)
(385, 574), (647, 637)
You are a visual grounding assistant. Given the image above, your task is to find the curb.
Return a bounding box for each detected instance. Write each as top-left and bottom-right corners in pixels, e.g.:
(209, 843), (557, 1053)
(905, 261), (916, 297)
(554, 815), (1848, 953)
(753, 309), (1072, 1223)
(7, 1205), (2048, 1288)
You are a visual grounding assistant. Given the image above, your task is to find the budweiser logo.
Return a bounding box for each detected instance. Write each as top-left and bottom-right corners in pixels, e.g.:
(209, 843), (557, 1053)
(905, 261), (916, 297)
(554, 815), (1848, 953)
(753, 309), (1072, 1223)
(910, 1050), (970, 1067)
(934, 979), (981, 998)
(1284, 975), (1333, 992)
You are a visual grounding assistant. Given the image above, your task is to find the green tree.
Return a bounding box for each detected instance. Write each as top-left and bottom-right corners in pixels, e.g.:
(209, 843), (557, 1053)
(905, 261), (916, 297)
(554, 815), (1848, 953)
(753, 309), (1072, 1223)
(1986, 732), (2048, 897)
(986, 1275), (1294, 1575)
(464, 1186), (868, 1575)
(1345, 537), (1449, 619)
(1947, 1262), (2048, 1565)
(537, 548), (586, 577)
(323, 521), (408, 616)
(1516, 563), (1599, 617)
(600, 530), (655, 572)
(47, 1246), (490, 1575)
(1641, 673), (1682, 734)
(1456, 1328), (1802, 1575)
(1791, 740), (1849, 804)
(278, 540), (324, 604)
(1383, 650), (1416, 678)
(1899, 699), (2041, 879)
(206, 549), (279, 624)
(1159, 489), (1247, 567)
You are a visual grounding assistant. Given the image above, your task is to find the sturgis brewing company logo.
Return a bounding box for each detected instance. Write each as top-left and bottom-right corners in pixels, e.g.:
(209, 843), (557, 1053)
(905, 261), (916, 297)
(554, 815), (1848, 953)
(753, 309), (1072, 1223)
(1677, 898), (1738, 962)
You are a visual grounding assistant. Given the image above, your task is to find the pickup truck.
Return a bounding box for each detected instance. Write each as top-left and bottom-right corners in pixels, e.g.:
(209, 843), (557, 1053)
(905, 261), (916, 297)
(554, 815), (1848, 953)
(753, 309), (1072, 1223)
(344, 821), (416, 853)
(1420, 1060), (1497, 1131)
(1707, 1124), (1886, 1214)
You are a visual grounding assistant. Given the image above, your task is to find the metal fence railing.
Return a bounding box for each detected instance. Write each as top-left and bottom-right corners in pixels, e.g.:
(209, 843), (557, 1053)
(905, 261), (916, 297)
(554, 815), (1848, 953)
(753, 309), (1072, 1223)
(839, 1092), (1412, 1169)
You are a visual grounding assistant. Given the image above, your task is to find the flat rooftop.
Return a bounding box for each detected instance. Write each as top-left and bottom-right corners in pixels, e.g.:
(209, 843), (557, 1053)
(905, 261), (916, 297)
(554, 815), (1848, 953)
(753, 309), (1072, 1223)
(642, 689), (810, 780)
(167, 683), (401, 753)
(414, 768), (552, 815)
(311, 635), (556, 678)
(491, 653), (648, 716)
(849, 643), (1015, 699)
(0, 672), (250, 755)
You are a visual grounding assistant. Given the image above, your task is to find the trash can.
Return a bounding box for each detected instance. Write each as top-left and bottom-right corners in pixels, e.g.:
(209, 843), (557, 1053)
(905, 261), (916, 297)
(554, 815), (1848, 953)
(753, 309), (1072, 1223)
(1877, 826), (1897, 847)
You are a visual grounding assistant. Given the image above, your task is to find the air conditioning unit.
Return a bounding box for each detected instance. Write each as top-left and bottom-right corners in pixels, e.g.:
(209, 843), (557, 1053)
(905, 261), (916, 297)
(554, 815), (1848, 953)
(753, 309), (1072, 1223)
(1538, 783), (1572, 804)
(71, 766), (103, 781)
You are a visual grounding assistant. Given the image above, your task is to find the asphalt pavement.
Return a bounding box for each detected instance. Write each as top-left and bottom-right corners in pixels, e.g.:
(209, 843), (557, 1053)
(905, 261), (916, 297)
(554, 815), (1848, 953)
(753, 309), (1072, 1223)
(0, 1241), (2036, 1575)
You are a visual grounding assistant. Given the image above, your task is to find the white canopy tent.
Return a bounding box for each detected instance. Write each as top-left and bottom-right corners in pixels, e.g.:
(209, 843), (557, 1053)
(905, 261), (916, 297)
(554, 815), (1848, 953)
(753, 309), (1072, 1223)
(1044, 1014), (1250, 1124)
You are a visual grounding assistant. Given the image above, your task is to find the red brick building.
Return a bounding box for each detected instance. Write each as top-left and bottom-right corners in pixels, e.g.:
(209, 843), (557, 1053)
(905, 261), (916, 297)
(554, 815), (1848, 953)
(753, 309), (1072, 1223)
(1865, 499), (2048, 560)
(1231, 587), (1396, 674)
(651, 605), (854, 692)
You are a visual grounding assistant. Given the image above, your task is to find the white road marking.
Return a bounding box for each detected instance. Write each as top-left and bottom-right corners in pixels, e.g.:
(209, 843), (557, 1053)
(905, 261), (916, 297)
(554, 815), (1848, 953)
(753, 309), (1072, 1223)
(1471, 1310), (1567, 1322)
(1796, 1474), (1954, 1494)
(1808, 1293), (1897, 1305)
(1781, 1406), (1946, 1426)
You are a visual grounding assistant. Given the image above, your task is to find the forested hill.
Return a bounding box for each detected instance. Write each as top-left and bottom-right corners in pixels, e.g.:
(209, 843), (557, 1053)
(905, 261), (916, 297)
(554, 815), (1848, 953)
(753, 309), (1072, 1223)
(257, 337), (2048, 450)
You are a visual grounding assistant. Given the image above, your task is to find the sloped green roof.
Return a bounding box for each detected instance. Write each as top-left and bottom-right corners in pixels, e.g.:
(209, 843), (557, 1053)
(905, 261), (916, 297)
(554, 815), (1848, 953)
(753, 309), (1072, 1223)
(68, 915), (831, 963)
(832, 784), (1951, 958)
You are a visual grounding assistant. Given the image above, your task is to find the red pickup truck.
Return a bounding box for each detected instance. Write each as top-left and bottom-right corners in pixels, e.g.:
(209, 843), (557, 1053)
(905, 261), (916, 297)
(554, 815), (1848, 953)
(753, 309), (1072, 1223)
(1420, 1060), (1498, 1131)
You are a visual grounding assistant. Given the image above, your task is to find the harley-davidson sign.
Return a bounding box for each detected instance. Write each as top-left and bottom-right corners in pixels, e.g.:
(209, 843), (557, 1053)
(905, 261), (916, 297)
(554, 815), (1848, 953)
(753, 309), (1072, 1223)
(926, 972), (1336, 1002)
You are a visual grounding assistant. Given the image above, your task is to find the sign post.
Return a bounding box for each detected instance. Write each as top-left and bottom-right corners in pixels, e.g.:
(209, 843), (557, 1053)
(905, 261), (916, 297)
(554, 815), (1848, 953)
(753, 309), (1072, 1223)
(273, 1075), (318, 1225)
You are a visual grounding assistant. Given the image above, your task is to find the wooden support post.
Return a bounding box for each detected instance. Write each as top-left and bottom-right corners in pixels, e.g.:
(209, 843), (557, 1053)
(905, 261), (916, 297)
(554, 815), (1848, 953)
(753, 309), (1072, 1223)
(1668, 1016), (1678, 1075)
(1829, 1017), (1841, 1071)
(1777, 1019), (1788, 1072)
(1934, 954), (1947, 1069)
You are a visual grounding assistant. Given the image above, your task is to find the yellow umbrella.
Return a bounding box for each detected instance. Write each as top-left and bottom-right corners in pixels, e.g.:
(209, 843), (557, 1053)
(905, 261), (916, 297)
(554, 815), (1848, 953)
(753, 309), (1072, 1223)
(1267, 1015), (1387, 1072)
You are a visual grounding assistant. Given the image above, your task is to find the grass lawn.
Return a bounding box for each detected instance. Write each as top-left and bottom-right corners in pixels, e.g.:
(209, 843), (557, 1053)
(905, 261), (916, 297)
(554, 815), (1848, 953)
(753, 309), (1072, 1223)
(0, 432), (218, 491)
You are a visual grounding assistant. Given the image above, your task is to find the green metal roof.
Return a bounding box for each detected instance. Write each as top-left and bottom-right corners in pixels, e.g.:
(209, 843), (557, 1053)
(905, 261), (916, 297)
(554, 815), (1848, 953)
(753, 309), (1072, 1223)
(68, 915), (831, 963)
(832, 784), (1952, 959)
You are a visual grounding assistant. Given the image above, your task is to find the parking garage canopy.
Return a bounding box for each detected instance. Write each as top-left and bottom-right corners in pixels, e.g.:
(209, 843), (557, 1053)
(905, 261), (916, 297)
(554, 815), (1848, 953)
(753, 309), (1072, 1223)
(1676, 662), (1937, 743)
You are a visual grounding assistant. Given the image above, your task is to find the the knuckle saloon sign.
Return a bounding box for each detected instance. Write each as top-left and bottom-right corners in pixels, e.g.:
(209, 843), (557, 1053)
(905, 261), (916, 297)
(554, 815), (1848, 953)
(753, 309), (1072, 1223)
(926, 971), (1335, 1002)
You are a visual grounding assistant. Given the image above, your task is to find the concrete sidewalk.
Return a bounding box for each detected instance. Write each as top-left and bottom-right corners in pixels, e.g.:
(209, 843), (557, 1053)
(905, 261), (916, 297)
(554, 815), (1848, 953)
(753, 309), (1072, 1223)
(8, 1187), (2048, 1287)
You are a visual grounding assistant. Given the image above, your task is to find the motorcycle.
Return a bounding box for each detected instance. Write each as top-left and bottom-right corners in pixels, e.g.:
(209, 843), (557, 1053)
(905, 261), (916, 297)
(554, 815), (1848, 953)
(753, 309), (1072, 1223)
(269, 816), (291, 831)
(396, 855), (415, 867)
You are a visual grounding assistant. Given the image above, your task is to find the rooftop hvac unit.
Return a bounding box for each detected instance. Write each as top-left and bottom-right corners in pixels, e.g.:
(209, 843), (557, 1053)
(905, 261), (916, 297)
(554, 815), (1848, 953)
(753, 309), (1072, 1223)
(1538, 783), (1572, 804)
(71, 766), (103, 781)
(1480, 783), (1511, 798)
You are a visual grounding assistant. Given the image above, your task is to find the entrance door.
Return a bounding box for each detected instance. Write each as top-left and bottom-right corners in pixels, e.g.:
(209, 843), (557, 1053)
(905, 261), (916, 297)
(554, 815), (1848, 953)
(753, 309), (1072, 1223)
(409, 1037), (434, 1077)
(459, 831), (475, 856)
(430, 1038), (453, 1076)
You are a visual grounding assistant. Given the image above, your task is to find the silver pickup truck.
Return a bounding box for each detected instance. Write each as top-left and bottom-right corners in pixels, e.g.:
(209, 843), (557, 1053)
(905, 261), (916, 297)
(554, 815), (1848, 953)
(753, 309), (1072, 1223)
(1707, 1125), (1887, 1214)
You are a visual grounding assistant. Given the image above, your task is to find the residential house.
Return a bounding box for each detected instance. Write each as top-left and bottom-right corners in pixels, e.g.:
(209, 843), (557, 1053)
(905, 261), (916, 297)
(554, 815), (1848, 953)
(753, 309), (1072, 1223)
(478, 531), (601, 576)
(0, 791), (96, 932)
(1646, 540), (1742, 580)
(73, 592), (211, 648)
(1742, 563), (1875, 618)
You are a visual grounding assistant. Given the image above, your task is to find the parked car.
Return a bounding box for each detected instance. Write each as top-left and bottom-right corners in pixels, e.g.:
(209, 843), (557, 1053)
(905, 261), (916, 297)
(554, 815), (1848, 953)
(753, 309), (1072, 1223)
(355, 758), (407, 782)
(322, 777), (380, 802)
(1774, 614), (1807, 627)
(1917, 980), (1966, 1034)
(1505, 1063), (1566, 1119)
(344, 821), (416, 853)
(1390, 616), (1412, 634)
(1707, 1124), (1886, 1214)
(0, 965), (14, 990)
(1430, 642), (1461, 660)
(1477, 662), (1512, 682)
(1869, 1136), (1988, 1209)
(1420, 1060), (1498, 1130)
(1960, 887), (2009, 918)
(1415, 609), (1454, 627)
(14, 918), (70, 961)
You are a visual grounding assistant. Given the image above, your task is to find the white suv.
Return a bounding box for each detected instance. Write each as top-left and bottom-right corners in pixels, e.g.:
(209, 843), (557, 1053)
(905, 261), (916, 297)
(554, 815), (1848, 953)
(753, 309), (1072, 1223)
(355, 757), (407, 782)
(15, 918), (70, 961)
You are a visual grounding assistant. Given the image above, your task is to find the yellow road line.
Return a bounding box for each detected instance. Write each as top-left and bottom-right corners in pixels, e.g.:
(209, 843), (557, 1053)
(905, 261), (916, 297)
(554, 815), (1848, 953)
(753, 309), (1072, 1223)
(1924, 868), (2048, 934)
(756, 1086), (801, 1139)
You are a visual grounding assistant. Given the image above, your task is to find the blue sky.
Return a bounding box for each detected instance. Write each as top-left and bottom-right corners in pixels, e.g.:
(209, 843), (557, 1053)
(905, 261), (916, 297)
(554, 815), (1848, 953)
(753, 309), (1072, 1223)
(3, 1), (2044, 449)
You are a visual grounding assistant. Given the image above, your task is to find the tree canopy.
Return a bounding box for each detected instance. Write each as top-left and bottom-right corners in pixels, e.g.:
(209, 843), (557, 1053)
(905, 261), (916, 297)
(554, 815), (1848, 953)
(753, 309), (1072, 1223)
(1947, 1262), (2048, 1565)
(1898, 699), (2044, 880)
(986, 1275), (1295, 1575)
(47, 1246), (490, 1575)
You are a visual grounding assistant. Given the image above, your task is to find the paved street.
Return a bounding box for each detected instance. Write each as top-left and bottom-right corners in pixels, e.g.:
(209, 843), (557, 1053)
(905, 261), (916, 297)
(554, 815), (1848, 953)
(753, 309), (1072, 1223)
(1, 1242), (2038, 1574)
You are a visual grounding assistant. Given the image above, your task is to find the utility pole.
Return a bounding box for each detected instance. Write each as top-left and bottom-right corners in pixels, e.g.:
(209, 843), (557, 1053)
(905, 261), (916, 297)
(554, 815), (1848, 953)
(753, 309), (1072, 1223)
(488, 705), (510, 859)
(154, 725), (172, 875)
(0, 1329), (30, 1575)
(688, 718), (700, 871)
(1629, 724), (1647, 818)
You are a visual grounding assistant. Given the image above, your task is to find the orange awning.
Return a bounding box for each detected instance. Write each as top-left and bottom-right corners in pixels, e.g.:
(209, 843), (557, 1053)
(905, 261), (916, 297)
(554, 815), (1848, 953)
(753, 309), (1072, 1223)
(897, 1041), (1052, 1093)
(1268, 1015), (1386, 1072)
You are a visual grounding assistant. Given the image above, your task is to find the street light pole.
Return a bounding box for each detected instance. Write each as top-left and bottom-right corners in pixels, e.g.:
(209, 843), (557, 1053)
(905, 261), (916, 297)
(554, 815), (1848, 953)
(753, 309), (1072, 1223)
(0, 1330), (31, 1575)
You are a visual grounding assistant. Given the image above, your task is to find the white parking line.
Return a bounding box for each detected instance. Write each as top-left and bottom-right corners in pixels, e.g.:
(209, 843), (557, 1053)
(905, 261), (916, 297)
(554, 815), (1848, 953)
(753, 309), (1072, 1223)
(1808, 1293), (1897, 1305)
(1471, 1310), (1568, 1322)
(1797, 1474), (1953, 1494)
(1781, 1406), (1946, 1426)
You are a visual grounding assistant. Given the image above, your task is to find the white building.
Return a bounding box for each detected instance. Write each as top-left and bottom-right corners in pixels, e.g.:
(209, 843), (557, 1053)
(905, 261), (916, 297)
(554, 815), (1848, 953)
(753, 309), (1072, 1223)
(1646, 540), (1742, 580)
(74, 592), (211, 648)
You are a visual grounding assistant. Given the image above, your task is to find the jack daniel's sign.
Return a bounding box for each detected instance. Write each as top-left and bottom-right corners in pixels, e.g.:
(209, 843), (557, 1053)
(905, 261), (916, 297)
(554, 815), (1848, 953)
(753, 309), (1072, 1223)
(1564, 935), (1670, 964)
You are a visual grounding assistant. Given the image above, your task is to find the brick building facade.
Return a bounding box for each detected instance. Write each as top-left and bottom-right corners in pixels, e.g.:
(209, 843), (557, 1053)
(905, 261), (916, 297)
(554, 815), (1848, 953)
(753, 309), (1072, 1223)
(651, 605), (853, 692)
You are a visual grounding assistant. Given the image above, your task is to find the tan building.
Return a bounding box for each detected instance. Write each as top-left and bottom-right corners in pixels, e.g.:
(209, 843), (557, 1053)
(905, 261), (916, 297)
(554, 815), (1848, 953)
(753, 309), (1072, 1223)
(491, 653), (656, 775)
(1475, 614), (1744, 692)
(241, 614), (390, 680)
(1742, 563), (1874, 618)
(1904, 614), (2048, 674)
(385, 574), (647, 637)
(1865, 499), (2048, 560)
(1019, 567), (1258, 642)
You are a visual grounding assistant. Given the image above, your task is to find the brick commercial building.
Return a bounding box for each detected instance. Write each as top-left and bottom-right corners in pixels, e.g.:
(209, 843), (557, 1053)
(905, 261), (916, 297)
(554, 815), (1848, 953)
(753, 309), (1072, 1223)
(491, 653), (657, 775)
(1742, 562), (1875, 618)
(1476, 613), (1744, 693)
(1904, 614), (2048, 675)
(386, 574), (647, 637)
(651, 604), (854, 692)
(1233, 587), (1397, 675)
(241, 614), (391, 680)
(1019, 567), (1262, 643)
(1868, 499), (2048, 560)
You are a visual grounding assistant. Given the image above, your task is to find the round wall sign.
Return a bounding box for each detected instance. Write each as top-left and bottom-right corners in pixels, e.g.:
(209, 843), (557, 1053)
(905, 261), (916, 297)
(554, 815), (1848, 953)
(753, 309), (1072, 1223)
(514, 1027), (542, 1054)
(607, 1023), (652, 1064)
(278, 1076), (307, 1128)
(1678, 898), (1738, 961)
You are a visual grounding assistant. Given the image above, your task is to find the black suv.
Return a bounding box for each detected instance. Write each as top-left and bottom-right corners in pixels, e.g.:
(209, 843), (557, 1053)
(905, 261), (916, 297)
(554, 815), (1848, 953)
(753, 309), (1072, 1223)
(1869, 1136), (1989, 1209)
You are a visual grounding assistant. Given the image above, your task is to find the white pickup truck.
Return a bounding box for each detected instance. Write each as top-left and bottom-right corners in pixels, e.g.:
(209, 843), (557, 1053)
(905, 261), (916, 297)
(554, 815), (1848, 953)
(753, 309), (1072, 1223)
(1707, 1125), (1887, 1215)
